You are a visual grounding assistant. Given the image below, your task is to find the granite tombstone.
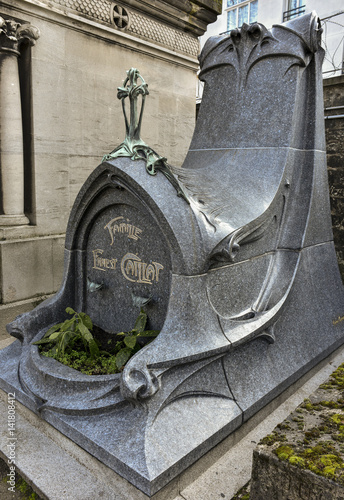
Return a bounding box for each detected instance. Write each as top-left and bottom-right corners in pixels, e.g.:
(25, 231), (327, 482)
(1, 12), (344, 496)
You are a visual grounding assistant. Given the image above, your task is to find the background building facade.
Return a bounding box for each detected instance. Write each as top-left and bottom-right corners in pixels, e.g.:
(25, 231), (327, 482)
(0, 0), (221, 337)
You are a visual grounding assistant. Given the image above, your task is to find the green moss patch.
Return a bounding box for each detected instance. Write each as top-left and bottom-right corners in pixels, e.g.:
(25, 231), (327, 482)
(256, 362), (344, 486)
(231, 481), (250, 499)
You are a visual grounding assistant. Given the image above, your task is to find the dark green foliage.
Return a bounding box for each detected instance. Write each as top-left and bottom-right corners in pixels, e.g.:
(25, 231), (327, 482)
(34, 308), (159, 375)
(33, 308), (99, 359)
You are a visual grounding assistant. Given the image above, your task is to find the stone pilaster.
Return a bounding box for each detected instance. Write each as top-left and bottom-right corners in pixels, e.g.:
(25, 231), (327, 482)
(0, 17), (39, 226)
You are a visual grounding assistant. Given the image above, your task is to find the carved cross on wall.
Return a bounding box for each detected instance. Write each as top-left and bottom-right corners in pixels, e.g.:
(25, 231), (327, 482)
(113, 5), (129, 29)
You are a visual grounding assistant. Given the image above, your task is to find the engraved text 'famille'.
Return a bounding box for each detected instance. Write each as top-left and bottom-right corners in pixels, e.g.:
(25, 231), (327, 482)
(104, 217), (142, 245)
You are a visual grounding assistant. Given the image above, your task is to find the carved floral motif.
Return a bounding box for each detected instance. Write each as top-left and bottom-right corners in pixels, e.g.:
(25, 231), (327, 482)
(0, 16), (40, 53)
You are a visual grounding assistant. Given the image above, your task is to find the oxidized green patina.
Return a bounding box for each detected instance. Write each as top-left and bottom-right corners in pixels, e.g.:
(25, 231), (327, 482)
(103, 68), (189, 203)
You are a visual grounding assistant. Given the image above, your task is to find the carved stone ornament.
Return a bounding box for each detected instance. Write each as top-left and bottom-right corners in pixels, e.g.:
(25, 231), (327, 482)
(0, 16), (40, 53)
(1, 13), (344, 497)
(111, 4), (130, 29)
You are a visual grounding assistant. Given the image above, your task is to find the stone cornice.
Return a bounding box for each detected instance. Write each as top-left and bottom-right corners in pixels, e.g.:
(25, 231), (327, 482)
(1, 0), (202, 68)
(8, 0), (220, 58)
(122, 0), (221, 37)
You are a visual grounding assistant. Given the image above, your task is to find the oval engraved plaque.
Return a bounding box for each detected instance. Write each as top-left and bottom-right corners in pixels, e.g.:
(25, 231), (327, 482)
(86, 203), (171, 333)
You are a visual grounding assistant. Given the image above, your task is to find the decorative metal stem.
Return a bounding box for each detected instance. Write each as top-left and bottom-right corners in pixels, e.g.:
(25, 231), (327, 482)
(102, 68), (189, 203)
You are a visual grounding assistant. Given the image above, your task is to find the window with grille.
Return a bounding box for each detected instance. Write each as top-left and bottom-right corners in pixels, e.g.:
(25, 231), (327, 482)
(283, 0), (305, 22)
(226, 0), (258, 31)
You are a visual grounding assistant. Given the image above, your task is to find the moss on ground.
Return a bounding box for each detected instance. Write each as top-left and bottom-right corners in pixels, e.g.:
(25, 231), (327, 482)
(231, 361), (344, 499)
(257, 362), (344, 485)
(231, 481), (250, 499)
(0, 458), (42, 499)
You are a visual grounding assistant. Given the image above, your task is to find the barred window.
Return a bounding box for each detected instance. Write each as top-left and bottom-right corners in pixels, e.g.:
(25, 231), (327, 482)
(226, 0), (258, 31)
(283, 0), (305, 22)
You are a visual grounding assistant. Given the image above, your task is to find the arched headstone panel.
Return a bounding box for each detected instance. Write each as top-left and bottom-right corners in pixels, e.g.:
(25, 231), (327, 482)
(85, 199), (171, 333)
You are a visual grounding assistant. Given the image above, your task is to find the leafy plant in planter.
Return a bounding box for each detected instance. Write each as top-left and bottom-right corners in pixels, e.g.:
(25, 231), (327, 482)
(33, 307), (159, 375)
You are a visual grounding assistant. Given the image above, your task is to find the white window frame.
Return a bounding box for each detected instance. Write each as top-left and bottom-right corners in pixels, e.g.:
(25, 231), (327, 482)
(286, 0), (304, 10)
(225, 0), (258, 32)
(283, 0), (306, 22)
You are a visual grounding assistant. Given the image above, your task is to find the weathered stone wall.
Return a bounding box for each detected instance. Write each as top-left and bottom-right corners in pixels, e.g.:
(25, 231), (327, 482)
(250, 359), (344, 499)
(251, 449), (344, 500)
(0, 0), (221, 339)
(324, 75), (344, 280)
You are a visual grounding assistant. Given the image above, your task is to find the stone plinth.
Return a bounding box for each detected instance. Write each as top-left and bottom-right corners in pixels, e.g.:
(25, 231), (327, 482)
(2, 340), (344, 500)
(251, 450), (344, 500)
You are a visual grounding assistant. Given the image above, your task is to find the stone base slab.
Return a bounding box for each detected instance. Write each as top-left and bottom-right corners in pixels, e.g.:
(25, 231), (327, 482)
(1, 342), (344, 500)
(0, 234), (64, 307)
(0, 215), (30, 226)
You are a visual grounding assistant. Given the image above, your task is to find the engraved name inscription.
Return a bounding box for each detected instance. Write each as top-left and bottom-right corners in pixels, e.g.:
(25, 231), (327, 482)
(90, 214), (164, 285)
(92, 249), (117, 272)
(104, 217), (143, 245)
(121, 253), (164, 285)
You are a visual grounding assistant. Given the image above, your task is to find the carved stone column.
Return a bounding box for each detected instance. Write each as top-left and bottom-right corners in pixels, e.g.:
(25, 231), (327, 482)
(0, 17), (39, 226)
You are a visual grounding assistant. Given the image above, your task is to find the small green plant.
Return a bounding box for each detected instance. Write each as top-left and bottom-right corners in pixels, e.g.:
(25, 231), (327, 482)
(106, 308), (159, 371)
(33, 308), (159, 375)
(33, 307), (99, 359)
(1, 467), (40, 499)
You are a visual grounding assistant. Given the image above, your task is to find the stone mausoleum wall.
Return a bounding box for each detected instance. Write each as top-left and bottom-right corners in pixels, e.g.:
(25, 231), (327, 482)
(0, 0), (221, 338)
(324, 75), (344, 280)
